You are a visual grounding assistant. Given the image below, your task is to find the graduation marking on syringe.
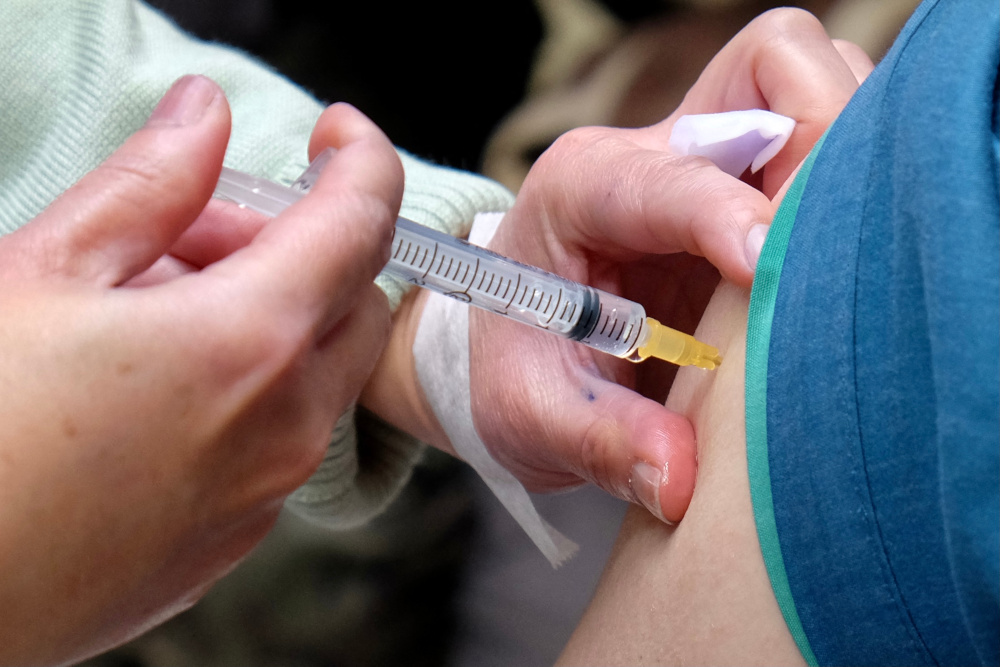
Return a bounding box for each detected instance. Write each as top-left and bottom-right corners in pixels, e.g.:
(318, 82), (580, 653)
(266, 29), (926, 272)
(420, 244), (439, 280)
(544, 290), (562, 325)
(505, 274), (522, 310)
(213, 163), (723, 370)
(597, 304), (608, 336)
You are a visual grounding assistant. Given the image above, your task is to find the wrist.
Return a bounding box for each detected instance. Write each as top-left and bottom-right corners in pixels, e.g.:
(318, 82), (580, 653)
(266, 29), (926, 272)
(360, 289), (452, 453)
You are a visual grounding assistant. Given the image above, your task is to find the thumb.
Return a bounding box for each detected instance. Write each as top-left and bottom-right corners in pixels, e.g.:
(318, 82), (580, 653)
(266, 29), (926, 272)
(0, 76), (231, 286)
(471, 323), (697, 523)
(569, 376), (698, 524)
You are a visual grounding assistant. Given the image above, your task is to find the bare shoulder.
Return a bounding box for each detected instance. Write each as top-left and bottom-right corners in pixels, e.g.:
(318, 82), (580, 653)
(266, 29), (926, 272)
(557, 283), (805, 666)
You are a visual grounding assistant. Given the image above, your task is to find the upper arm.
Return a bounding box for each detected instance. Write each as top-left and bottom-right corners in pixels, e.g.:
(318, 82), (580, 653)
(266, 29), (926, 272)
(557, 282), (804, 666)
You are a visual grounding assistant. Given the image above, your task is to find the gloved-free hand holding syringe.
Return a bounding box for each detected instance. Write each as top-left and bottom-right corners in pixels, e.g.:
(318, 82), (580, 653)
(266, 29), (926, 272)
(213, 150), (722, 370)
(213, 111), (789, 566)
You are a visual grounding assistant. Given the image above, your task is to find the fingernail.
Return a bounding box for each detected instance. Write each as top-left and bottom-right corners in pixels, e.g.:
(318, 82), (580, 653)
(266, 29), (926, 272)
(744, 223), (769, 271)
(630, 461), (672, 524)
(147, 75), (218, 127)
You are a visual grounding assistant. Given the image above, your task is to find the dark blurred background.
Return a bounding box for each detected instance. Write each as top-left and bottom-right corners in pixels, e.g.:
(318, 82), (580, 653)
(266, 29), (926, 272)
(140, 0), (913, 186)
(144, 0), (545, 170)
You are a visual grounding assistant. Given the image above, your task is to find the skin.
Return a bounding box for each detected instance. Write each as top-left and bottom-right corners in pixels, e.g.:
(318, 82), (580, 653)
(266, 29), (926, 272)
(553, 16), (873, 664)
(0, 77), (402, 665)
(365, 8), (871, 524)
(556, 283), (808, 666)
(0, 9), (873, 664)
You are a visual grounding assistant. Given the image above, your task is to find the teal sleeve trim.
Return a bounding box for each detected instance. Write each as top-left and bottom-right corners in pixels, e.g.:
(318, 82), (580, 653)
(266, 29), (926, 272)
(745, 134), (827, 667)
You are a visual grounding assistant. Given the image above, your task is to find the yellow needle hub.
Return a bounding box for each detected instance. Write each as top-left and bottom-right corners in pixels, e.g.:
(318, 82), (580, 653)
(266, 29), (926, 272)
(636, 317), (722, 370)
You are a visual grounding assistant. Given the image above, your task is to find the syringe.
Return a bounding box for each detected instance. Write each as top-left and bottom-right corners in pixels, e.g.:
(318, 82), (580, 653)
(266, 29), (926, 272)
(212, 156), (721, 370)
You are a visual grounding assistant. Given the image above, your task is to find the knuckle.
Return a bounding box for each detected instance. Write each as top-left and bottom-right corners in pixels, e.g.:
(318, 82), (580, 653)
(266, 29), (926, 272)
(754, 6), (824, 39)
(626, 154), (706, 242)
(88, 146), (202, 231)
(643, 151), (712, 192)
(239, 404), (333, 502)
(746, 10), (858, 127)
(101, 153), (163, 190)
(521, 126), (623, 216)
(542, 126), (610, 166)
(103, 133), (203, 197)
(695, 205), (754, 260)
(578, 416), (624, 495)
(700, 180), (768, 230)
(752, 8), (829, 65)
(559, 125), (608, 148)
(97, 154), (171, 211)
(613, 155), (663, 221)
(198, 305), (310, 387)
(335, 191), (397, 277)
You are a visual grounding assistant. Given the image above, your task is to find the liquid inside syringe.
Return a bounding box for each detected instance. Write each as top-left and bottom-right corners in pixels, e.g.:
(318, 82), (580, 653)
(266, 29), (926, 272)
(389, 218), (721, 369)
(213, 162), (721, 370)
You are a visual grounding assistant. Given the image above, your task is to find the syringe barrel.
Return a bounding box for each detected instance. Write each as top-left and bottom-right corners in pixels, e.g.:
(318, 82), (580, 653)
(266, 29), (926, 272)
(574, 288), (647, 358)
(213, 167), (661, 363)
(385, 218), (646, 358)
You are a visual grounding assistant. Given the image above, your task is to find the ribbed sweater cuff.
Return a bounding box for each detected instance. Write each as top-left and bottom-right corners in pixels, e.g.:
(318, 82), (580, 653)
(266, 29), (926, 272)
(376, 150), (515, 310)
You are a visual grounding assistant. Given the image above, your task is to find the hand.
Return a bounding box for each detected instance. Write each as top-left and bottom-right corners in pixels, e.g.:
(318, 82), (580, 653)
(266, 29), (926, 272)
(0, 77), (402, 665)
(467, 9), (872, 522)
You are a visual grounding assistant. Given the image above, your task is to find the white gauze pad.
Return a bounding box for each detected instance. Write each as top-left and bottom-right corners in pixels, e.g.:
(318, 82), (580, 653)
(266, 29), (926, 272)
(669, 109), (795, 177)
(413, 212), (578, 567)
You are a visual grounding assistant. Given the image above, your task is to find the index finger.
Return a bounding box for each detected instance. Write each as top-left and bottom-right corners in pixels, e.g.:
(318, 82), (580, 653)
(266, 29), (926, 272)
(513, 125), (774, 287)
(207, 103), (403, 332)
(659, 8), (861, 196)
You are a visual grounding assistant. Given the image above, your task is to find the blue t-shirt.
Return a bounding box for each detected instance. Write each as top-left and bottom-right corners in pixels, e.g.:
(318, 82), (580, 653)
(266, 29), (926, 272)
(745, 0), (1000, 665)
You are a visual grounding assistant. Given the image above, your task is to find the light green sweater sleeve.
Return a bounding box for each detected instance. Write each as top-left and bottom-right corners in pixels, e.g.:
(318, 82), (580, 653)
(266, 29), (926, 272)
(0, 0), (514, 527)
